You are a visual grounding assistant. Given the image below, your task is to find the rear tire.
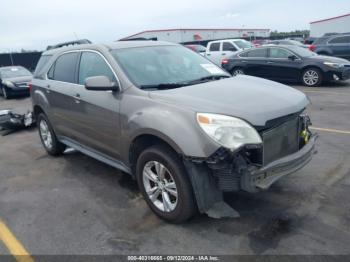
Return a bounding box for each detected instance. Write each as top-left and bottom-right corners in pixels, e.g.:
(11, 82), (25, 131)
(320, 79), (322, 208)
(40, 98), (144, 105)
(37, 113), (66, 156)
(136, 144), (197, 223)
(302, 67), (323, 87)
(231, 67), (245, 76)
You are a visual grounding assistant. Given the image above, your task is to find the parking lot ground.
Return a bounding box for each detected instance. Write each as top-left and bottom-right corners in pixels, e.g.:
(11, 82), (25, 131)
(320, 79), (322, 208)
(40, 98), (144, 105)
(0, 81), (350, 256)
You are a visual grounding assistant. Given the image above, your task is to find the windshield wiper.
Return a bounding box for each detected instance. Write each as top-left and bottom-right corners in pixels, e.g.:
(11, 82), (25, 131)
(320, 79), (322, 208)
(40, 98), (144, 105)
(184, 75), (230, 85)
(139, 75), (230, 90)
(140, 83), (187, 90)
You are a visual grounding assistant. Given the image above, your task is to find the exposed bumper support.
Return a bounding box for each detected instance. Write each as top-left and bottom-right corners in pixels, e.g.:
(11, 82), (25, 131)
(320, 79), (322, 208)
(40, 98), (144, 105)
(241, 134), (318, 192)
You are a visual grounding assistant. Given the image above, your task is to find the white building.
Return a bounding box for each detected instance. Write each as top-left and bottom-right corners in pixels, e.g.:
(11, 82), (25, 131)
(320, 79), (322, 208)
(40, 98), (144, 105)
(310, 13), (350, 37)
(120, 28), (270, 43)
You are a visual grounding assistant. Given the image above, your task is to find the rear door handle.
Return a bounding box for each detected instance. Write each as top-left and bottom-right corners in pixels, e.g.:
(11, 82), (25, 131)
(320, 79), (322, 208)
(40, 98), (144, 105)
(45, 84), (50, 94)
(74, 93), (81, 104)
(266, 61), (275, 64)
(206, 54), (211, 56)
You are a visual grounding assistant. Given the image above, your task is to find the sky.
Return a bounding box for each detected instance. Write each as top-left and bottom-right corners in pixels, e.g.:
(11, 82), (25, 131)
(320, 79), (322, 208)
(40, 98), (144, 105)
(1, 0), (349, 52)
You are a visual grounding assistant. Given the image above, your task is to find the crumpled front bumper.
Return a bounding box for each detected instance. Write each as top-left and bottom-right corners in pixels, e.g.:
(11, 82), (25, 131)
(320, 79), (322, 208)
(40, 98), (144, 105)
(241, 134), (318, 193)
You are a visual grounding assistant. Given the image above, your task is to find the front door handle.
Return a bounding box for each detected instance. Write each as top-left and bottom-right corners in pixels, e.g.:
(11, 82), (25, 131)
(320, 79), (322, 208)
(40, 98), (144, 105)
(222, 53), (226, 55)
(45, 84), (50, 94)
(266, 61), (275, 64)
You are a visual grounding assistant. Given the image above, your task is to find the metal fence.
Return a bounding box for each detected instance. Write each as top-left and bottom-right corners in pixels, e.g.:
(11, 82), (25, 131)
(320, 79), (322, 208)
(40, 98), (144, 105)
(0, 52), (42, 72)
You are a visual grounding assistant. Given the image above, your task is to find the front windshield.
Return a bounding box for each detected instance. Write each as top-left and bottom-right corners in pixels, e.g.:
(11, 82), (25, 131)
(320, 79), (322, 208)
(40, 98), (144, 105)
(288, 46), (317, 57)
(0, 67), (32, 78)
(111, 45), (228, 88)
(234, 40), (252, 49)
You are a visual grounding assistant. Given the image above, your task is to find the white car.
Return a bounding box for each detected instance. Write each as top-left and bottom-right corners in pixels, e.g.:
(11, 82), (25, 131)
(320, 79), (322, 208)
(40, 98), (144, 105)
(205, 39), (253, 66)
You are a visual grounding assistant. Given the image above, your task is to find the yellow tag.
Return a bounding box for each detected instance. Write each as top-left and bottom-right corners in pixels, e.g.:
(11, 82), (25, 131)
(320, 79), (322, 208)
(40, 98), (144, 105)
(301, 130), (308, 144)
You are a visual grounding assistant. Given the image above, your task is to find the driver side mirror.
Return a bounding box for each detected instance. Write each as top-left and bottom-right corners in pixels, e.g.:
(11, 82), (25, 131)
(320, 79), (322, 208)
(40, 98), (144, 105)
(84, 76), (119, 91)
(288, 55), (298, 61)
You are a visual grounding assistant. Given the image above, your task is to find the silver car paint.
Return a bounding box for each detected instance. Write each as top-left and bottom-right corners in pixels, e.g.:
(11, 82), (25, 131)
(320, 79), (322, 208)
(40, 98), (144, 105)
(32, 41), (309, 169)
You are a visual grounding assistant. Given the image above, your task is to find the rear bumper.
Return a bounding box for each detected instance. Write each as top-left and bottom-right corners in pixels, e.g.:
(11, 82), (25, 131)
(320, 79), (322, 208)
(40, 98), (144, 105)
(241, 134), (318, 192)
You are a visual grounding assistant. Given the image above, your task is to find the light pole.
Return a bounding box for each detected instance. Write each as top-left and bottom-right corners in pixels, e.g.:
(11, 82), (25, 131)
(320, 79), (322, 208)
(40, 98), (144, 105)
(7, 49), (14, 65)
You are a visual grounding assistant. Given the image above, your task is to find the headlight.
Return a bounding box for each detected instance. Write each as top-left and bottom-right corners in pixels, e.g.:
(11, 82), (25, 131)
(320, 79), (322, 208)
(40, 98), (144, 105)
(323, 62), (344, 69)
(2, 80), (15, 88)
(197, 113), (262, 151)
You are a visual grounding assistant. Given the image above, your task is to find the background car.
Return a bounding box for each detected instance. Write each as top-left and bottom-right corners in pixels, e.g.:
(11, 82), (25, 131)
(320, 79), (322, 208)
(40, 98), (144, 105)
(222, 45), (350, 87)
(312, 34), (350, 60)
(184, 44), (206, 55)
(251, 39), (270, 47)
(268, 39), (312, 50)
(0, 66), (32, 99)
(205, 39), (253, 65)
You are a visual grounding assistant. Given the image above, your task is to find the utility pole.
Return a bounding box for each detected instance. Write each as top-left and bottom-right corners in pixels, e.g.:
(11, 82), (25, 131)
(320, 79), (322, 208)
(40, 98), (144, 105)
(9, 53), (14, 65)
(7, 49), (14, 65)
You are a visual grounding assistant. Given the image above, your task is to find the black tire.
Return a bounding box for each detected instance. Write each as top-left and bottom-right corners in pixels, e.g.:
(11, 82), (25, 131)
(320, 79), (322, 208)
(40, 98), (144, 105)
(231, 67), (245, 76)
(136, 144), (197, 223)
(37, 113), (66, 156)
(302, 67), (323, 87)
(1, 87), (10, 99)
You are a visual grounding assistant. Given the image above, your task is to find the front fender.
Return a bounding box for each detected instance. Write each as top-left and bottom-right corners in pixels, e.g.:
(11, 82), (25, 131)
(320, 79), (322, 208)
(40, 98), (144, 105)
(33, 88), (51, 117)
(119, 96), (220, 164)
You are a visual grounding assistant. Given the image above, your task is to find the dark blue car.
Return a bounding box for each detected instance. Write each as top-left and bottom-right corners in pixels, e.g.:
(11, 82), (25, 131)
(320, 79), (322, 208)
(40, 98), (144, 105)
(312, 34), (350, 61)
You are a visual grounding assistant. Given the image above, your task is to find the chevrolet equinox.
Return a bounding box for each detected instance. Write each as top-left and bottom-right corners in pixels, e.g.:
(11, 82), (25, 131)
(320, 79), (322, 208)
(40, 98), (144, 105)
(31, 41), (317, 223)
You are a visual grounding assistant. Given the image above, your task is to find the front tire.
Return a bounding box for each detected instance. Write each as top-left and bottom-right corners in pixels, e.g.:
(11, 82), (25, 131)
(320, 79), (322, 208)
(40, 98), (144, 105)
(37, 113), (66, 156)
(136, 144), (197, 223)
(302, 68), (323, 87)
(231, 67), (245, 76)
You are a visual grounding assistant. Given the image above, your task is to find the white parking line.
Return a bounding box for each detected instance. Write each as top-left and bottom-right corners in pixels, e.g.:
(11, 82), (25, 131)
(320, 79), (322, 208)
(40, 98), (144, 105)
(310, 127), (350, 135)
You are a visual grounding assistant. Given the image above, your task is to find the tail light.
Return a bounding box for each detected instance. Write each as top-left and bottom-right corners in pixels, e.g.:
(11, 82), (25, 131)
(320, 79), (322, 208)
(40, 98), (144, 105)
(309, 45), (316, 52)
(28, 82), (32, 92)
(221, 59), (229, 65)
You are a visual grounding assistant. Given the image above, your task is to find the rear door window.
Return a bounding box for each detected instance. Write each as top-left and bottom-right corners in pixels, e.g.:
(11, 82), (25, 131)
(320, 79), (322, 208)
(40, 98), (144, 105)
(245, 48), (268, 58)
(209, 43), (220, 52)
(78, 51), (116, 85)
(222, 42), (237, 52)
(269, 48), (292, 59)
(52, 52), (79, 83)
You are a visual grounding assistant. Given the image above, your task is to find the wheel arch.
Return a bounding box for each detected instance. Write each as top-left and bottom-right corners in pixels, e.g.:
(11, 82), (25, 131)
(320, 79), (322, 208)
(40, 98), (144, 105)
(128, 132), (184, 176)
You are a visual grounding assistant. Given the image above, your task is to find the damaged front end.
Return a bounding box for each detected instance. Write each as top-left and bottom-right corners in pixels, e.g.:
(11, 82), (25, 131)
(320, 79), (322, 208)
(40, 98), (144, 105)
(184, 112), (317, 214)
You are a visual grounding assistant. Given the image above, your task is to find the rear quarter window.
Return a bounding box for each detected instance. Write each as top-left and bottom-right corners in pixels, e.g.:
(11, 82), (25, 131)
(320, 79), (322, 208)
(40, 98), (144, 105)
(33, 55), (52, 78)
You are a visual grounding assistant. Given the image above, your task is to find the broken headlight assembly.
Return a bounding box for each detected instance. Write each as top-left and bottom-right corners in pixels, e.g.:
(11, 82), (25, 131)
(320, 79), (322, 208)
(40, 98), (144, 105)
(196, 113), (262, 151)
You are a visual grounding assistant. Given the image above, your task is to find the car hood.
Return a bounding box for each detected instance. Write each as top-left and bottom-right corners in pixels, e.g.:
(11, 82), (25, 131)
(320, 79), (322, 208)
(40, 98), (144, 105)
(309, 55), (350, 64)
(149, 75), (309, 126)
(2, 76), (32, 83)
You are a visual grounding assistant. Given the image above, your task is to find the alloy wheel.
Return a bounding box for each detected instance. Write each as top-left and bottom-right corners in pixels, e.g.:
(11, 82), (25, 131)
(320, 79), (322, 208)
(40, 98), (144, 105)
(39, 120), (53, 150)
(233, 69), (244, 76)
(142, 161), (178, 212)
(303, 70), (319, 86)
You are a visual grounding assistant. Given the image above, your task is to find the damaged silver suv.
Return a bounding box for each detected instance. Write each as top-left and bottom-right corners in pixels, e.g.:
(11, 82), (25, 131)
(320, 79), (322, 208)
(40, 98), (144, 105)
(32, 41), (317, 222)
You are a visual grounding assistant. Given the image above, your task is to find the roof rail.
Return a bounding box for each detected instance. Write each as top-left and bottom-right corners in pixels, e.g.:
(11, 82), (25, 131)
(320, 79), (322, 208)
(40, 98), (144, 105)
(46, 39), (92, 50)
